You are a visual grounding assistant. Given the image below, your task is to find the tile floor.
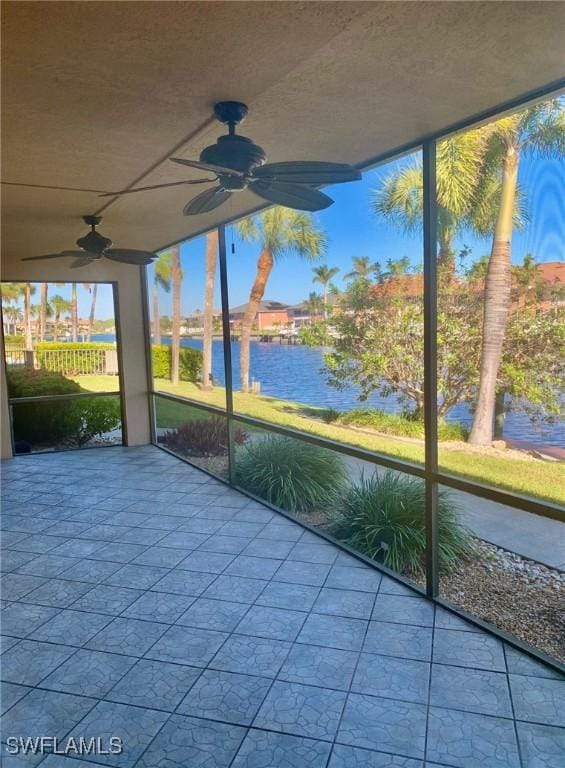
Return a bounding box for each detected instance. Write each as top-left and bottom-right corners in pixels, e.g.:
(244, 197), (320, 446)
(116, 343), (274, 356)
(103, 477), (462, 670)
(1, 445), (563, 768)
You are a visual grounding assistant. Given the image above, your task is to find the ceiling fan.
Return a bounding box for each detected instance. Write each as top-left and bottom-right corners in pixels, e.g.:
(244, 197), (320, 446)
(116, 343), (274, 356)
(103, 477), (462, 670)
(102, 101), (362, 215)
(21, 216), (157, 268)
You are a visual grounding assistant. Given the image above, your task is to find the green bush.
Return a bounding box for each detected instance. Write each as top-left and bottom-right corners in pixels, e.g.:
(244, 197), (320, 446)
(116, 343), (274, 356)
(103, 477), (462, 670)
(71, 397), (122, 447)
(234, 435), (346, 513)
(6, 367), (120, 447)
(35, 342), (115, 375)
(151, 345), (202, 383)
(330, 470), (474, 575)
(339, 408), (468, 441)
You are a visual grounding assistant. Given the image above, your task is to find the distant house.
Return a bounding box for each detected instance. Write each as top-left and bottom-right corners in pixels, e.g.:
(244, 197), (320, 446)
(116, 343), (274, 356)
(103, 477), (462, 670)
(229, 300), (290, 331)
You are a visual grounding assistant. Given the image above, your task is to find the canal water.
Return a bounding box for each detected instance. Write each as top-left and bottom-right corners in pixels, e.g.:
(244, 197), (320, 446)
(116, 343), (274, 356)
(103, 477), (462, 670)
(94, 335), (565, 447)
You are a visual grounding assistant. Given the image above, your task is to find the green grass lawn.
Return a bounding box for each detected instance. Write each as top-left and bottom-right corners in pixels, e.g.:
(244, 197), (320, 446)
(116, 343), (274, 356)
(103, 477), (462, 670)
(71, 374), (565, 505)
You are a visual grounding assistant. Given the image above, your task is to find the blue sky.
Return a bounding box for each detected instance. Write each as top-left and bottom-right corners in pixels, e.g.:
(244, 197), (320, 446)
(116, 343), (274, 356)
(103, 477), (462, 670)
(12, 149), (563, 320)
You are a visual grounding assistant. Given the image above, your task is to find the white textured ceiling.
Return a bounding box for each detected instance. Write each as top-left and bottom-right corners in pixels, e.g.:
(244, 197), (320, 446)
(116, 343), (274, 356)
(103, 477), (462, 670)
(2, 0), (564, 268)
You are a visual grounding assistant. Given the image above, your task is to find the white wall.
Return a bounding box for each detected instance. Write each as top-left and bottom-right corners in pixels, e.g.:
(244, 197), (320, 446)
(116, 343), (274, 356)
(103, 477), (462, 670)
(0, 258), (152, 457)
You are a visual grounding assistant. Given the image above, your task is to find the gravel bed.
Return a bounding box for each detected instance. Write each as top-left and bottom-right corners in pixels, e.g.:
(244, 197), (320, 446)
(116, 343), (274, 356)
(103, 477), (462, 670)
(416, 539), (565, 664)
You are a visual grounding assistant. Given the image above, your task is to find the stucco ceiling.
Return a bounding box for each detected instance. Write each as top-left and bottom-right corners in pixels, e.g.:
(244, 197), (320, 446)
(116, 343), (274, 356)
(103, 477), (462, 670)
(1, 1), (564, 268)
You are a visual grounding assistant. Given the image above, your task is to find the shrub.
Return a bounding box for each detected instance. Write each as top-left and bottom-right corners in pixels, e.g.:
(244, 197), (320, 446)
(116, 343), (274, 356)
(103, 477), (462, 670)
(7, 368), (82, 445)
(339, 408), (468, 441)
(234, 435), (346, 513)
(163, 416), (246, 457)
(151, 345), (202, 383)
(330, 470), (474, 575)
(321, 408), (341, 424)
(6, 367), (120, 447)
(71, 397), (122, 447)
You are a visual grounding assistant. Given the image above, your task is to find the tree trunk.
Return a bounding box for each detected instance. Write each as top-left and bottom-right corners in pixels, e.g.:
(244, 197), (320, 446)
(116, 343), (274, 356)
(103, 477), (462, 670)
(437, 237), (454, 277)
(54, 313), (60, 341)
(469, 146), (519, 445)
(323, 285), (328, 318)
(170, 246), (182, 385)
(202, 231), (218, 390)
(153, 284), (161, 344)
(493, 388), (506, 439)
(39, 283), (48, 341)
(240, 248), (274, 392)
(88, 284), (97, 342)
(71, 283), (78, 342)
(24, 283), (33, 350)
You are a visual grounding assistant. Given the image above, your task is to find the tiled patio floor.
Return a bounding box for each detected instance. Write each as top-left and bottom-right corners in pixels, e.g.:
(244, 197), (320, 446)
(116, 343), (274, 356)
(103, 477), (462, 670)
(1, 446), (563, 768)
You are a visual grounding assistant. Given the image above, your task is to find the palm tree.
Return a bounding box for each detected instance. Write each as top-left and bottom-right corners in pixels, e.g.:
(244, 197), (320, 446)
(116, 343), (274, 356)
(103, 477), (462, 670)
(373, 129), (495, 271)
(70, 283), (78, 342)
(343, 256), (380, 282)
(169, 246), (183, 385)
(82, 283), (99, 342)
(236, 208), (326, 392)
(202, 231), (219, 391)
(1, 283), (25, 336)
(469, 99), (565, 444)
(153, 253), (172, 344)
(304, 292), (324, 322)
(3, 305), (22, 336)
(39, 283), (49, 341)
(23, 283), (36, 349)
(312, 264), (340, 317)
(50, 295), (71, 340)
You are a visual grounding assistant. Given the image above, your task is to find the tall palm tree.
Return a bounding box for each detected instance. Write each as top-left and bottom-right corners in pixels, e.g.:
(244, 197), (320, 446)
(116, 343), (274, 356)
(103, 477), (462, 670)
(373, 129), (495, 271)
(469, 99), (565, 444)
(236, 208), (326, 392)
(153, 253), (173, 344)
(70, 283), (78, 342)
(50, 295), (71, 340)
(23, 283), (36, 349)
(312, 264), (340, 317)
(82, 283), (99, 342)
(202, 231), (219, 391)
(343, 256), (380, 282)
(304, 292), (324, 322)
(168, 246), (183, 385)
(39, 283), (49, 341)
(1, 283), (25, 336)
(4, 306), (22, 336)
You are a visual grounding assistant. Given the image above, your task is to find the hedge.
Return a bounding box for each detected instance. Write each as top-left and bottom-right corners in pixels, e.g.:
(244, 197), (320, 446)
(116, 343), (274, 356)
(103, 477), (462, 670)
(151, 345), (202, 383)
(3, 335), (25, 347)
(6, 367), (120, 447)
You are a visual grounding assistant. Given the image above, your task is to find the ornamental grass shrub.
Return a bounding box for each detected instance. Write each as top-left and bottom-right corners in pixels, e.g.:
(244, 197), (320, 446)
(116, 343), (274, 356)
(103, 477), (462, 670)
(330, 470), (474, 574)
(234, 434), (347, 513)
(339, 408), (468, 441)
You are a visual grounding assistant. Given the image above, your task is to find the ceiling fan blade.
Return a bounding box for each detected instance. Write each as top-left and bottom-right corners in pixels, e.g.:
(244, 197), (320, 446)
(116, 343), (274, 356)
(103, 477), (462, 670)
(99, 179), (216, 197)
(70, 257), (94, 269)
(104, 249), (157, 265)
(183, 187), (232, 216)
(169, 157), (244, 178)
(253, 161), (361, 185)
(21, 250), (87, 261)
(250, 180), (334, 212)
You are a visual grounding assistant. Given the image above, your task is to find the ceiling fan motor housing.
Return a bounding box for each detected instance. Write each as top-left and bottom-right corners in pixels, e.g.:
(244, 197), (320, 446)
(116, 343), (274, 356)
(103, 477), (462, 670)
(76, 229), (112, 253)
(200, 134), (266, 175)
